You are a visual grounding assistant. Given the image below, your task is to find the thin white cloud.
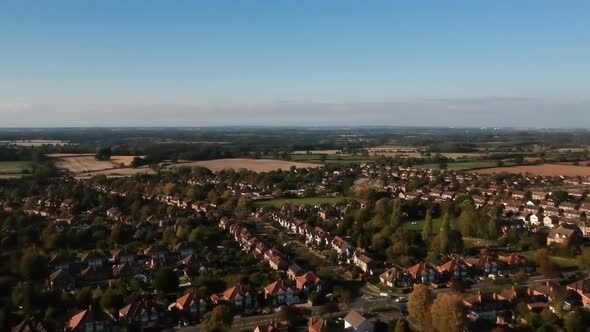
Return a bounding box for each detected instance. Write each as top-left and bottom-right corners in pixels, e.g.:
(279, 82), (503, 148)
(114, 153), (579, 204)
(0, 97), (589, 128)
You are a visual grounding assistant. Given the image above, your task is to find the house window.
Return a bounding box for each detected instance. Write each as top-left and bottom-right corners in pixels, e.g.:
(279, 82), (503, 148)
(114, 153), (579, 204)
(85, 323), (94, 332)
(96, 321), (104, 332)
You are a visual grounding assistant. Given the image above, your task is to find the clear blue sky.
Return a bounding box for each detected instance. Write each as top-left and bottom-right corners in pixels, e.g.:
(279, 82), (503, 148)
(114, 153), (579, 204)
(1, 0), (589, 127)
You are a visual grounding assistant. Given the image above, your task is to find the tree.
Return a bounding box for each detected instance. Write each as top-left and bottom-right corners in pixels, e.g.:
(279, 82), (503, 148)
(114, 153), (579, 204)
(95, 147), (112, 161)
(392, 319), (409, 332)
(152, 268), (179, 295)
(487, 214), (499, 240)
(577, 247), (590, 269)
(319, 302), (339, 318)
(110, 224), (131, 244)
(563, 308), (590, 332)
(457, 201), (477, 237)
(539, 261), (561, 278)
(390, 199), (402, 230)
(20, 250), (48, 282)
(422, 209), (433, 242)
(275, 305), (302, 326)
(430, 294), (466, 332)
(408, 284), (433, 328)
(203, 304), (233, 332)
(440, 213), (451, 254)
(235, 196), (252, 219)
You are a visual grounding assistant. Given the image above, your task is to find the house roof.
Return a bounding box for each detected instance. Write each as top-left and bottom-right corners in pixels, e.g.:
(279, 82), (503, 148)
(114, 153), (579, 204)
(380, 267), (403, 283)
(49, 269), (74, 283)
(343, 310), (368, 328)
(264, 279), (292, 295)
(287, 263), (305, 276)
(175, 291), (206, 310)
(438, 258), (470, 273)
(498, 253), (526, 266)
(112, 247), (134, 259)
(308, 317), (328, 332)
(11, 317), (47, 332)
(119, 298), (161, 320)
(496, 286), (531, 301)
(253, 321), (288, 332)
(80, 250), (105, 262)
(296, 272), (321, 289)
(213, 283), (251, 302)
(407, 262), (433, 278)
(358, 254), (374, 264)
(143, 244), (168, 255)
(547, 225), (580, 239)
(567, 276), (590, 296)
(172, 241), (193, 253)
(69, 306), (114, 330)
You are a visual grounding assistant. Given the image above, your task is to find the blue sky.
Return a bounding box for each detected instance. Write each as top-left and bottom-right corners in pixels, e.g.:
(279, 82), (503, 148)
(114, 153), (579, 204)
(1, 1), (589, 127)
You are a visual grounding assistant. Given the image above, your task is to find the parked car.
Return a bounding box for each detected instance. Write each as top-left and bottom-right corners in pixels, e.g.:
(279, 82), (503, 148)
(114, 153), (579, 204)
(395, 296), (407, 303)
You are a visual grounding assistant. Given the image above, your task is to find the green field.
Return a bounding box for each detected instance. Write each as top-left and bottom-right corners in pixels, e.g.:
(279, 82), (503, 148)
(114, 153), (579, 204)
(400, 218), (443, 233)
(520, 251), (579, 269)
(414, 161), (499, 171)
(0, 161), (35, 179)
(254, 196), (356, 208)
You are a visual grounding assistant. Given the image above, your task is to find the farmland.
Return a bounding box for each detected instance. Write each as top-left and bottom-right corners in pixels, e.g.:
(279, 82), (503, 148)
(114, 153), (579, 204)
(74, 167), (156, 179)
(0, 161), (35, 179)
(47, 153), (143, 178)
(0, 139), (69, 146)
(414, 161), (499, 171)
(264, 154), (374, 165)
(470, 164), (590, 177)
(253, 196), (356, 208)
(171, 158), (322, 172)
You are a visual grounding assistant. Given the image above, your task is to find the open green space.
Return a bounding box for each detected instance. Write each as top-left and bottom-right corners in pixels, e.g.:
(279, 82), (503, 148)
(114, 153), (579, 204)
(414, 161), (499, 171)
(0, 161), (35, 179)
(253, 196), (356, 208)
(400, 217), (443, 233)
(520, 251), (579, 269)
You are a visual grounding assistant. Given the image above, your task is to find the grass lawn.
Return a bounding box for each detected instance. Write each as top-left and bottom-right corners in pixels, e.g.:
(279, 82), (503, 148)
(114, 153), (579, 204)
(520, 251), (579, 269)
(414, 161), (499, 171)
(0, 161), (35, 179)
(253, 196), (356, 208)
(400, 218), (443, 233)
(463, 237), (499, 249)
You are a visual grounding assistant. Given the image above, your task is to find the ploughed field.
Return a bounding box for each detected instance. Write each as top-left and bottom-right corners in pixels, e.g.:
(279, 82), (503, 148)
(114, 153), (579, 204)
(172, 158), (322, 172)
(469, 164), (590, 177)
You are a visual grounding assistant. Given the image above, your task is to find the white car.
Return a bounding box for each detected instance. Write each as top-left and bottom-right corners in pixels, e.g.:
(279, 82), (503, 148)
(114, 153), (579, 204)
(395, 297), (407, 303)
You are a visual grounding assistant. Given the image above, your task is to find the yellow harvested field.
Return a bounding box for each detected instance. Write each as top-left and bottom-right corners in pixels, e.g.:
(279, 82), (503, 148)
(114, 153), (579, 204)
(111, 156), (137, 166)
(469, 164), (590, 177)
(46, 153), (95, 158)
(172, 158), (322, 172)
(48, 154), (140, 174)
(53, 156), (117, 173)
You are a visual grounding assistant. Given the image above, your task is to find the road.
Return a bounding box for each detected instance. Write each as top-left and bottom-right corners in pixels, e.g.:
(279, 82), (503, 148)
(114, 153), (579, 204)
(176, 293), (404, 331)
